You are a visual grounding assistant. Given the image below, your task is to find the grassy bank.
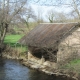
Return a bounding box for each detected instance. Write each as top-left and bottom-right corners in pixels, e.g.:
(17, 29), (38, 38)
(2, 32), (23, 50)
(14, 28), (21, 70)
(63, 59), (80, 72)
(60, 59), (80, 79)
(4, 34), (27, 53)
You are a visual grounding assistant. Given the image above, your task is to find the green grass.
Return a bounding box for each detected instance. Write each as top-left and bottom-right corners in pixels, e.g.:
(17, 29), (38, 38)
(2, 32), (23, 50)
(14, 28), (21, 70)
(4, 34), (23, 43)
(67, 59), (80, 67)
(4, 34), (27, 52)
(61, 59), (80, 73)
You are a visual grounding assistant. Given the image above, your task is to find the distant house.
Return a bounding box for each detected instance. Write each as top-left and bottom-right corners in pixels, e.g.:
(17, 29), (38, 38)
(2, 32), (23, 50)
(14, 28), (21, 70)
(19, 23), (80, 68)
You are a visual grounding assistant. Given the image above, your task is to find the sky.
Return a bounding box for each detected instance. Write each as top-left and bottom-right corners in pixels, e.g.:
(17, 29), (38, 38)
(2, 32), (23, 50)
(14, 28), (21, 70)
(27, 0), (75, 21)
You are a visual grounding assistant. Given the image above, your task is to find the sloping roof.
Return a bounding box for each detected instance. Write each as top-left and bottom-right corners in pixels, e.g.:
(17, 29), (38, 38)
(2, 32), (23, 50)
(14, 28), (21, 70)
(19, 23), (79, 48)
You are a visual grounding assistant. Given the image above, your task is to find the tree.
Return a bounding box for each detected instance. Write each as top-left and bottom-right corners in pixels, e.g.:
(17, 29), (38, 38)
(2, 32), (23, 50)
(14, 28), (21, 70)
(46, 10), (54, 23)
(35, 7), (44, 23)
(54, 12), (67, 23)
(30, 0), (80, 22)
(46, 10), (67, 23)
(62, 0), (80, 21)
(19, 6), (37, 31)
(0, 0), (27, 49)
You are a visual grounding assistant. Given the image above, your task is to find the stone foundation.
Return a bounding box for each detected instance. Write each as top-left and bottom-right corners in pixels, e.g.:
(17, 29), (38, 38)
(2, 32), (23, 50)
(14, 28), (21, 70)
(27, 51), (57, 69)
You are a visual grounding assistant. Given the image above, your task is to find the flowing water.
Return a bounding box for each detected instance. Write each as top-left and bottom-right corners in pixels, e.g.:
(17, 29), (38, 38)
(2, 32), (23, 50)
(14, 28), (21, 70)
(0, 57), (74, 80)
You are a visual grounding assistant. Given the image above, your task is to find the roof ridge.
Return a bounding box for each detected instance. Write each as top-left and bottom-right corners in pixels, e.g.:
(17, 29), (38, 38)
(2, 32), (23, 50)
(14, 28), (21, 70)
(40, 22), (78, 24)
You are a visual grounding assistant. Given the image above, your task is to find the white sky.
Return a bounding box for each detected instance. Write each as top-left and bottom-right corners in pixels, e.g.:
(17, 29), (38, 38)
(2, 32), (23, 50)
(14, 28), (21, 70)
(29, 3), (72, 21)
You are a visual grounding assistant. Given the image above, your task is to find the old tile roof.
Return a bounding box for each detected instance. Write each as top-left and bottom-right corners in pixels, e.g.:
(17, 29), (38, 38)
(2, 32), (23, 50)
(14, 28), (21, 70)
(19, 23), (79, 48)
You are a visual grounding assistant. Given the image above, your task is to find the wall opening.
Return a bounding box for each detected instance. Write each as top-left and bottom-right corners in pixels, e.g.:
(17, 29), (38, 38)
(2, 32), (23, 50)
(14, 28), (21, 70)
(28, 46), (58, 62)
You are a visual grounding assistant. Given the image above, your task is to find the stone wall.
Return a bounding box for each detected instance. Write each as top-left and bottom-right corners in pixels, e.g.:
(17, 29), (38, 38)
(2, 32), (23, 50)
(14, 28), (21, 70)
(27, 51), (57, 69)
(57, 28), (80, 63)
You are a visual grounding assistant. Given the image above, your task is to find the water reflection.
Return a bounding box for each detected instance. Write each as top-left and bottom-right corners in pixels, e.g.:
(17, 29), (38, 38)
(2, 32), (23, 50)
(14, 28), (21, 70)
(28, 69), (74, 80)
(0, 57), (29, 80)
(0, 57), (74, 80)
(0, 57), (7, 80)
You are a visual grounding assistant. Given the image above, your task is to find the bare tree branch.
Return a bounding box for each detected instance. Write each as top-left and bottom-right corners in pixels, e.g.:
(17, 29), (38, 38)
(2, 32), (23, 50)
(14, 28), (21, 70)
(0, 0), (27, 49)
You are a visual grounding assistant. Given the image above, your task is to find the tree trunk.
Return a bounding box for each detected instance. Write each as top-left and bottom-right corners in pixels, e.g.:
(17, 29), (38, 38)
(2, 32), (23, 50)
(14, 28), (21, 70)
(0, 23), (8, 53)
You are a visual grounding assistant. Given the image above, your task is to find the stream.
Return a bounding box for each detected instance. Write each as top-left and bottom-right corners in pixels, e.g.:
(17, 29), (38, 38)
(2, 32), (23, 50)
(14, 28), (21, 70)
(0, 57), (75, 80)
